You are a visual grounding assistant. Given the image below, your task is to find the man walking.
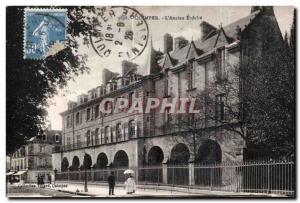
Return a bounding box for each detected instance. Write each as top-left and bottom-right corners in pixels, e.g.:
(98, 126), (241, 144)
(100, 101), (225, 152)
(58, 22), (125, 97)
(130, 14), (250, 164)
(107, 172), (115, 195)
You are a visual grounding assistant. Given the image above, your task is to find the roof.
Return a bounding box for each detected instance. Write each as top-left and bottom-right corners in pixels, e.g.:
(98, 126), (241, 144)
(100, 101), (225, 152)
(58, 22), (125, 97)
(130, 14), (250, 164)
(159, 10), (261, 67)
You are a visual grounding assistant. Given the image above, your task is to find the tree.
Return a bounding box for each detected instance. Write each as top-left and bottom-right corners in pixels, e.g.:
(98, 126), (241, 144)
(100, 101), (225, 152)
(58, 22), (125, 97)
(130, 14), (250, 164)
(6, 6), (92, 154)
(158, 96), (207, 162)
(289, 9), (296, 57)
(205, 47), (295, 159)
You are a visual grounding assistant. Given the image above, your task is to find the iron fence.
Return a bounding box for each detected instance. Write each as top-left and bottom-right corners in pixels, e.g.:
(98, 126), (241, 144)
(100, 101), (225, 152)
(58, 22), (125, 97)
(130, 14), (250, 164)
(55, 159), (294, 196)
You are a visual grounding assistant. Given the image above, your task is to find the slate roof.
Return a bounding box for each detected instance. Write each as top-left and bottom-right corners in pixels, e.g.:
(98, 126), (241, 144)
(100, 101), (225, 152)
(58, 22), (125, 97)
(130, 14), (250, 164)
(158, 10), (261, 67)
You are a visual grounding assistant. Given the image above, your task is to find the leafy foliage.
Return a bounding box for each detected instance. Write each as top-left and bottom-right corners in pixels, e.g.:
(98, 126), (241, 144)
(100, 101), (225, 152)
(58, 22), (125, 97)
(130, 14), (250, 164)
(6, 7), (90, 154)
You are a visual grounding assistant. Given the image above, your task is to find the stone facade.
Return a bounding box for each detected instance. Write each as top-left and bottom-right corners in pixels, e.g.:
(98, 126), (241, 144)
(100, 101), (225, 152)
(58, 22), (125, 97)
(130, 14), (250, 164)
(9, 128), (62, 183)
(52, 7), (284, 185)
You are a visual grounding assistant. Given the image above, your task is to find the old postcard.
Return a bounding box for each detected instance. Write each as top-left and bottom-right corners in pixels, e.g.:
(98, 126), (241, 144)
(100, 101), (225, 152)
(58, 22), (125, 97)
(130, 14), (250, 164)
(6, 6), (295, 198)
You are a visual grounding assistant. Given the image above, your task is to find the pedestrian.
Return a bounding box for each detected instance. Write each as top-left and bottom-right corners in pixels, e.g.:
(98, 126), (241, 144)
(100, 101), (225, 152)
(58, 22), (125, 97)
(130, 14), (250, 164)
(37, 175), (40, 187)
(41, 175), (44, 186)
(48, 174), (52, 184)
(107, 171), (115, 195)
(125, 174), (136, 194)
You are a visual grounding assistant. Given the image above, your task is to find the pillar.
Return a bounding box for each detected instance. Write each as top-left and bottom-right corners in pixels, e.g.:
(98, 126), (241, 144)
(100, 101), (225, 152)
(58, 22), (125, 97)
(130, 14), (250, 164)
(162, 163), (168, 184)
(189, 162), (195, 185)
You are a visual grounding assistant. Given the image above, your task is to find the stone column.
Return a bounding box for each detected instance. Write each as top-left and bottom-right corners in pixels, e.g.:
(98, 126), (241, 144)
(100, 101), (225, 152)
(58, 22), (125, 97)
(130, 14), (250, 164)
(162, 163), (168, 184)
(189, 162), (195, 185)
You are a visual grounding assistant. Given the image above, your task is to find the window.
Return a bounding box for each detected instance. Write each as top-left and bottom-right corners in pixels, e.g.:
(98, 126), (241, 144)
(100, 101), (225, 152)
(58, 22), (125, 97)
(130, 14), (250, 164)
(216, 47), (225, 80)
(95, 128), (99, 145)
(66, 115), (72, 128)
(86, 108), (91, 121)
(188, 62), (196, 89)
(55, 134), (60, 142)
(39, 158), (45, 167)
(76, 112), (80, 125)
(86, 130), (91, 146)
(215, 94), (225, 121)
(29, 145), (34, 153)
(76, 135), (81, 147)
(128, 92), (134, 108)
(39, 146), (44, 153)
(128, 120), (135, 138)
(66, 137), (71, 146)
(164, 107), (172, 123)
(130, 74), (137, 83)
(95, 105), (100, 118)
(164, 77), (169, 96)
(104, 101), (113, 115)
(116, 123), (122, 141)
(104, 126), (110, 143)
(42, 134), (46, 141)
(113, 82), (117, 91)
(66, 116), (70, 127)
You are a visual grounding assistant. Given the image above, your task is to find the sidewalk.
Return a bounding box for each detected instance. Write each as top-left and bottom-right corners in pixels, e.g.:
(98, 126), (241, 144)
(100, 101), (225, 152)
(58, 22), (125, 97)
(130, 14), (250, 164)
(51, 182), (287, 197)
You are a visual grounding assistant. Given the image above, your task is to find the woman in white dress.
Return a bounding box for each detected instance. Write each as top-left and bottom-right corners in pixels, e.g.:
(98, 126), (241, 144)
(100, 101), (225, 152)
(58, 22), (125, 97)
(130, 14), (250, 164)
(125, 174), (136, 194)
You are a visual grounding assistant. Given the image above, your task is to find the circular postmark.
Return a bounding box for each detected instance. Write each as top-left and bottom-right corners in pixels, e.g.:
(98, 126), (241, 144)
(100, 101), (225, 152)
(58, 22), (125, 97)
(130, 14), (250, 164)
(89, 6), (149, 60)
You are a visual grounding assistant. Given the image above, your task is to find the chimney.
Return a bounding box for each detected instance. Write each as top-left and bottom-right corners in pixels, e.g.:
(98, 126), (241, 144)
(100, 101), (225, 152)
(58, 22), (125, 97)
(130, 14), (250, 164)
(174, 36), (189, 50)
(121, 60), (138, 75)
(77, 95), (82, 104)
(261, 6), (275, 16)
(102, 69), (118, 84)
(82, 94), (88, 103)
(251, 6), (261, 13)
(67, 101), (77, 109)
(163, 33), (173, 53)
(96, 86), (101, 97)
(200, 21), (217, 41)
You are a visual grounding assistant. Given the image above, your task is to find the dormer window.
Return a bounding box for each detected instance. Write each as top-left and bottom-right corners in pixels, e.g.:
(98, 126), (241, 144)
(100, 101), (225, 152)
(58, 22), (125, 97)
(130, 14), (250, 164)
(117, 78), (124, 89)
(130, 74), (137, 83)
(113, 82), (117, 91)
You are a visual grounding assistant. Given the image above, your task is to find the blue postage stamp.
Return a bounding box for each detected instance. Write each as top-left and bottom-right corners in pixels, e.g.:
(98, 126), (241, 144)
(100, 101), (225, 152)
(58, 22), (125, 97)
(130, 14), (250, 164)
(24, 8), (67, 60)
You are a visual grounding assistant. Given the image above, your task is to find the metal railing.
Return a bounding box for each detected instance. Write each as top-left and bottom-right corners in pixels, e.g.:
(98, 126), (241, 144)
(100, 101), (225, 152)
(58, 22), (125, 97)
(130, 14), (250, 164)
(55, 159), (295, 196)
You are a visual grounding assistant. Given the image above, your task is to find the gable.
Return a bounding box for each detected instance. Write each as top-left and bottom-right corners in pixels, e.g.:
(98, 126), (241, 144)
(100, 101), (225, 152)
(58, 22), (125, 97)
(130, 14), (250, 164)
(186, 42), (201, 60)
(214, 28), (230, 48)
(161, 53), (174, 70)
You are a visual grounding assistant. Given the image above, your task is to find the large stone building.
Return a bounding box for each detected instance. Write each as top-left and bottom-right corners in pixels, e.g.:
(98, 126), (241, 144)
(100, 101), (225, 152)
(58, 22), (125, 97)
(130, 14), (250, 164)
(8, 127), (62, 183)
(52, 7), (285, 185)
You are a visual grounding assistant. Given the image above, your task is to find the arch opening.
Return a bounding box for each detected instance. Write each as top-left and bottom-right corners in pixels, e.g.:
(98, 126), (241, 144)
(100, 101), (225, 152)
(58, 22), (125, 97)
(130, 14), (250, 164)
(113, 150), (129, 168)
(148, 146), (164, 165)
(169, 143), (190, 164)
(71, 156), (80, 171)
(96, 153), (108, 169)
(195, 140), (222, 186)
(83, 153), (92, 169)
(61, 157), (69, 172)
(168, 143), (190, 185)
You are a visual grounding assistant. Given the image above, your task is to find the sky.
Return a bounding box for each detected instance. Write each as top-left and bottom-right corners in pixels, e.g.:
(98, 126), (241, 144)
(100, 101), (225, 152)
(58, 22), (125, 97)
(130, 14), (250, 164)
(46, 6), (294, 130)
